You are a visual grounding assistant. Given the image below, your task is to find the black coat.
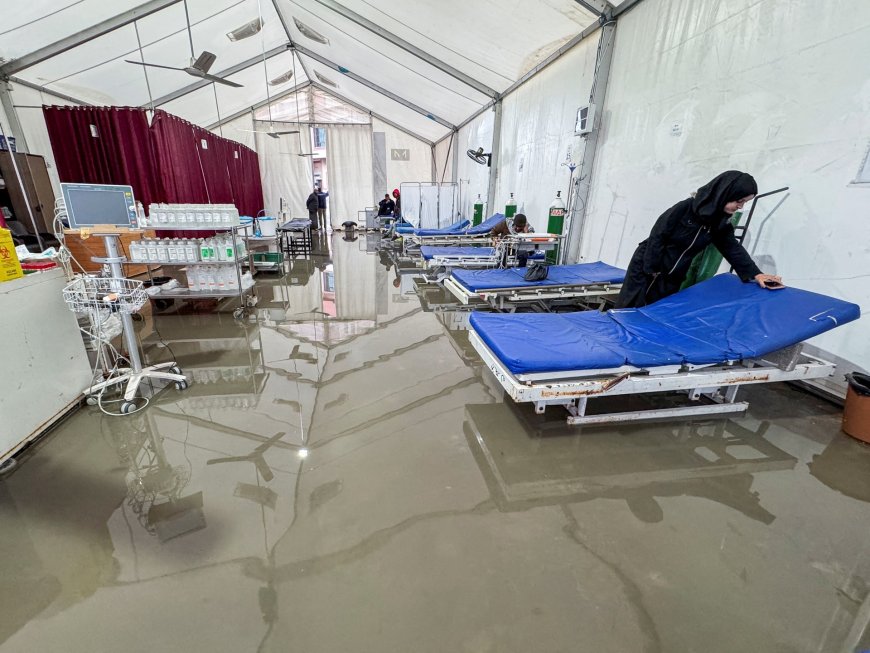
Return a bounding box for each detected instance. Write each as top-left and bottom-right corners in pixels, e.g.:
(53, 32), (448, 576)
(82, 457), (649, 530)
(615, 197), (761, 308)
(306, 193), (319, 212)
(378, 198), (395, 216)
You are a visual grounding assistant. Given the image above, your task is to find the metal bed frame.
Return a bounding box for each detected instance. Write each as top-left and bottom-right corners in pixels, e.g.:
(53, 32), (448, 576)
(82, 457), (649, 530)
(442, 275), (622, 310)
(469, 332), (836, 425)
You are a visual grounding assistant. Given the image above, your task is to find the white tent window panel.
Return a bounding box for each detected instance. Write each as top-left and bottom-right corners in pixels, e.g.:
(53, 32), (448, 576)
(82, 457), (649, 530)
(301, 58), (449, 143)
(310, 0), (597, 92)
(326, 124), (374, 227)
(13, 0), (288, 107)
(254, 86), (371, 125)
(161, 50), (308, 128)
(255, 121), (314, 218)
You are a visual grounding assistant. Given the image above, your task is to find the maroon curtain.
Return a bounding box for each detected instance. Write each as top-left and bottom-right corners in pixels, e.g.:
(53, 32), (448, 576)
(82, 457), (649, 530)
(43, 106), (264, 218)
(42, 106), (162, 207)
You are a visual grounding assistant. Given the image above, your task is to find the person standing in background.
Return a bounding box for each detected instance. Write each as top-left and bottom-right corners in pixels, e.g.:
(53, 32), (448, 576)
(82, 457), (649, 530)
(316, 187), (329, 230)
(392, 189), (401, 218)
(306, 188), (320, 230)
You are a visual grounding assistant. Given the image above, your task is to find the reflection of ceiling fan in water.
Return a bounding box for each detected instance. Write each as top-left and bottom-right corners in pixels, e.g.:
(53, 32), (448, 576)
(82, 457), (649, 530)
(466, 147), (492, 167)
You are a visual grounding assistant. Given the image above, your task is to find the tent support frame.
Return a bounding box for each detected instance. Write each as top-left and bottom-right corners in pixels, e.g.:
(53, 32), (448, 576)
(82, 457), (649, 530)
(0, 0), (184, 77)
(308, 0), (498, 100)
(294, 44), (456, 131)
(486, 100), (503, 217)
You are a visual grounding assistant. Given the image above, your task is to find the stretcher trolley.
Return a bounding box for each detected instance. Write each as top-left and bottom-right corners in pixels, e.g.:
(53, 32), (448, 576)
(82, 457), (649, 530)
(443, 261), (625, 311)
(469, 274), (860, 425)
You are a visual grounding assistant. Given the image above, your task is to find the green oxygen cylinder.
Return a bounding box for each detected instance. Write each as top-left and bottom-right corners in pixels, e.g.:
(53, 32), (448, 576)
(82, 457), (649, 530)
(472, 194), (484, 226)
(546, 190), (566, 264)
(505, 193), (517, 219)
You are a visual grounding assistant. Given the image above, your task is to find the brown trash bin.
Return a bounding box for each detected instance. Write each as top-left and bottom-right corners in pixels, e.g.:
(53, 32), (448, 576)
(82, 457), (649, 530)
(842, 373), (870, 443)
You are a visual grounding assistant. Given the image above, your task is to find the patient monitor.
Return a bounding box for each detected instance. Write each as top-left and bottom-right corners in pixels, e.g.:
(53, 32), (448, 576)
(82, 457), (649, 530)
(61, 183), (137, 229)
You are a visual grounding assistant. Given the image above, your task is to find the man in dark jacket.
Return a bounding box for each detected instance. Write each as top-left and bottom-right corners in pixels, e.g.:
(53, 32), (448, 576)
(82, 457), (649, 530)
(614, 171), (784, 308)
(306, 188), (319, 230)
(377, 193), (395, 216)
(316, 188), (328, 229)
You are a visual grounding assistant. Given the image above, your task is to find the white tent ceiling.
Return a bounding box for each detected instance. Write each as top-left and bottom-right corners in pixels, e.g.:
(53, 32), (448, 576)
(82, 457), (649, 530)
(0, 0), (605, 143)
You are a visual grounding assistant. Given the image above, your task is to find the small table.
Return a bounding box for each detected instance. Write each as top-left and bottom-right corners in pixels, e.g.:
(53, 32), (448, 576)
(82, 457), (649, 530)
(278, 219), (313, 256)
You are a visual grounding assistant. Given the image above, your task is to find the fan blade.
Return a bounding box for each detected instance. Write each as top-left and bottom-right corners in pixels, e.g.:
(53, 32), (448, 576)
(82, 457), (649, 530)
(200, 72), (243, 88)
(191, 51), (217, 73)
(125, 59), (185, 72)
(267, 133), (280, 139)
(273, 130), (300, 136)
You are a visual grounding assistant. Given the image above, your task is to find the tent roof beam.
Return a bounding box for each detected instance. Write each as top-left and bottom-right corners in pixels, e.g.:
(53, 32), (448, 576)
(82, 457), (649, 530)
(146, 44), (292, 108)
(310, 82), (435, 146)
(0, 0), (183, 77)
(574, 0), (614, 16)
(294, 44), (456, 131)
(308, 0), (498, 100)
(206, 81), (312, 130)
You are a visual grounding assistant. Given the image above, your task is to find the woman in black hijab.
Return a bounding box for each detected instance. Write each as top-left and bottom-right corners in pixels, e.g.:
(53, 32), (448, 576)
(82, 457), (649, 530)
(614, 170), (783, 308)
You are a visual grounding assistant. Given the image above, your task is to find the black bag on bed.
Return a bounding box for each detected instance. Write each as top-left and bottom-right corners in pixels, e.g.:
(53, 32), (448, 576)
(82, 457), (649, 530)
(524, 261), (549, 281)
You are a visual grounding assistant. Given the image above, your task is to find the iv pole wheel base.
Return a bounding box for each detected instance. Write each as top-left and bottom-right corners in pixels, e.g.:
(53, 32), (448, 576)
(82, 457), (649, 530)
(120, 401), (138, 415)
(85, 395), (99, 406)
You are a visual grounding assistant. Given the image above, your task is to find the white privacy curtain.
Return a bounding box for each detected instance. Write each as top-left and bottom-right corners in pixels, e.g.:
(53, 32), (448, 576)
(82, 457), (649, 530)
(255, 122), (314, 219)
(326, 124), (374, 227)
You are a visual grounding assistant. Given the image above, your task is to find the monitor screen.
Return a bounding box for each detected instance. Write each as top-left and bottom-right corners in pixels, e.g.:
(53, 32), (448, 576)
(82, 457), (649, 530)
(61, 183), (137, 228)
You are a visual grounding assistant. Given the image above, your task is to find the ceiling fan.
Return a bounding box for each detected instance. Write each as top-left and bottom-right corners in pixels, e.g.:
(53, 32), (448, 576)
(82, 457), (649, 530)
(125, 1), (243, 88)
(236, 125), (301, 139)
(467, 147), (492, 167)
(126, 51), (243, 88)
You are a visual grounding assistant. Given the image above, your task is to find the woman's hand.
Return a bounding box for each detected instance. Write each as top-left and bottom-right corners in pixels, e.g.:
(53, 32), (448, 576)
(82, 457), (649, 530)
(754, 273), (785, 289)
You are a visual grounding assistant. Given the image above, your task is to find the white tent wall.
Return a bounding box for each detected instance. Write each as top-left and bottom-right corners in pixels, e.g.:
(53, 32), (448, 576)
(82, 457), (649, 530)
(371, 118), (432, 195)
(494, 38), (599, 233)
(255, 122), (313, 218)
(326, 124), (374, 227)
(5, 83), (81, 193)
(456, 110), (494, 220)
(579, 0), (870, 370)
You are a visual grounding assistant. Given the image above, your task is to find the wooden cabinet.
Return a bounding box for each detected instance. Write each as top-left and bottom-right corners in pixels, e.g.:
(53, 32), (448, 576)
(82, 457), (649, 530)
(64, 229), (156, 277)
(0, 151), (56, 233)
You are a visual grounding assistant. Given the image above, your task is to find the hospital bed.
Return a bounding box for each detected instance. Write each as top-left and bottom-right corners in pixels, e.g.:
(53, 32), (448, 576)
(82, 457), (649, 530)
(443, 261), (625, 310)
(395, 218), (470, 237)
(403, 213), (506, 250)
(468, 274), (860, 425)
(418, 233), (561, 272)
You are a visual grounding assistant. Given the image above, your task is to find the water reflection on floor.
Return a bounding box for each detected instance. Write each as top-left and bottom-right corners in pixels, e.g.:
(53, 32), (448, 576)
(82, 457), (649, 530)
(3, 233), (870, 652)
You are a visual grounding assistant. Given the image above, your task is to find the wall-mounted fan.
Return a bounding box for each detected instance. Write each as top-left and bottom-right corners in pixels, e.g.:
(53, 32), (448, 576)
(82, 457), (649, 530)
(467, 147), (492, 167)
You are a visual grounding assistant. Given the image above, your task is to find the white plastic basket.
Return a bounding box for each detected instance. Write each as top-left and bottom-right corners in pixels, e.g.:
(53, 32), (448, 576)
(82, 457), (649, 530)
(63, 276), (147, 315)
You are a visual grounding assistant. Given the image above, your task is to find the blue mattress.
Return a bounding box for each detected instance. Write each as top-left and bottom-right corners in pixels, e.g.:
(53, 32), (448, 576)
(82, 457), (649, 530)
(465, 213), (505, 235)
(470, 274), (860, 375)
(421, 246), (495, 260)
(453, 261), (625, 292)
(396, 219), (470, 236)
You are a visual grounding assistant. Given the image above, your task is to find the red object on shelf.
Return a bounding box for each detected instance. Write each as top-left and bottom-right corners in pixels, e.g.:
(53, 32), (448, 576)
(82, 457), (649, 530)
(21, 260), (58, 272)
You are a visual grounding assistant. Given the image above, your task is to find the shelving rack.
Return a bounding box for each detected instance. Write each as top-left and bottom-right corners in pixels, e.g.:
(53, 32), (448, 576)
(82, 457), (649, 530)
(136, 223), (256, 316)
